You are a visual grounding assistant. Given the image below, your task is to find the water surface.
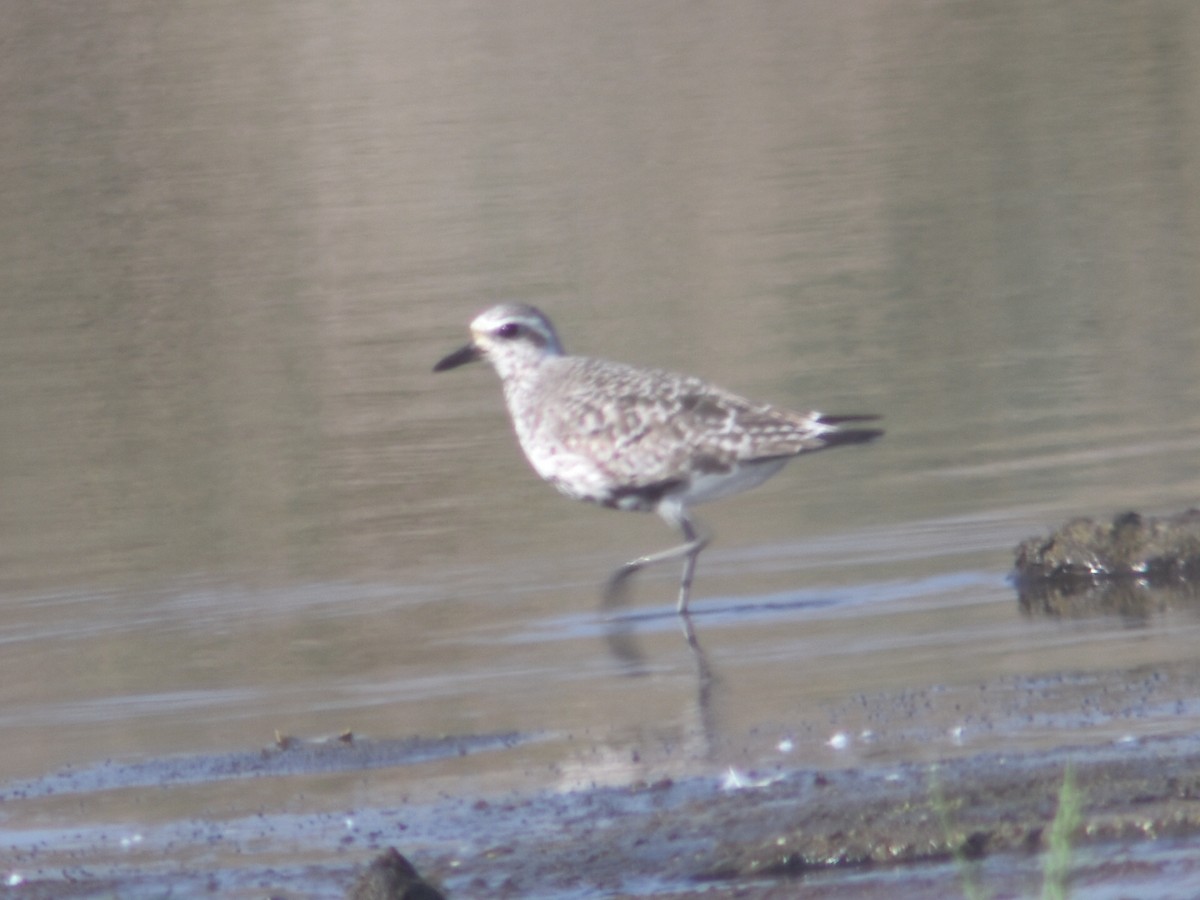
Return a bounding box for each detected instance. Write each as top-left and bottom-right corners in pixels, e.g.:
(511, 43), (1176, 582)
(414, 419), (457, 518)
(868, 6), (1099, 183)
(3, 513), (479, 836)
(3, 1), (1200, 894)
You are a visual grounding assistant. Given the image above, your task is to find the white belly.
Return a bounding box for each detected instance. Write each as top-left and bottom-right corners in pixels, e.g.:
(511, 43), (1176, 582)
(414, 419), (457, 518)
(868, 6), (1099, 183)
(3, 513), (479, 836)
(681, 458), (789, 505)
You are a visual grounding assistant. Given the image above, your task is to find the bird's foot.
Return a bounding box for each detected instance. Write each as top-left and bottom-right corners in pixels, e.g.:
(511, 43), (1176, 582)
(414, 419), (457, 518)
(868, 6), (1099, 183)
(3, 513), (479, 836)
(602, 562), (641, 610)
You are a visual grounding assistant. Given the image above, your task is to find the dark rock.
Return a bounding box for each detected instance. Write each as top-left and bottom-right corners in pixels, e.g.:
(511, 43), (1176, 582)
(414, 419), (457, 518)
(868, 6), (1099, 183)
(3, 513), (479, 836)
(1013, 510), (1200, 617)
(1014, 510), (1200, 581)
(348, 848), (446, 900)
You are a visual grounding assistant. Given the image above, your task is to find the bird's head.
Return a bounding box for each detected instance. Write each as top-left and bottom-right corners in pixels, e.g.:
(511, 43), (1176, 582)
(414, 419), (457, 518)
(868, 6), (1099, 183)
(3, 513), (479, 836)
(434, 303), (564, 380)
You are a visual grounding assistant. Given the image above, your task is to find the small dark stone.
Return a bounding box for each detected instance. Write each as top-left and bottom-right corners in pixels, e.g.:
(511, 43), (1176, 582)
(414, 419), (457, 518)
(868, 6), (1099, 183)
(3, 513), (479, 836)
(348, 848), (446, 900)
(960, 830), (989, 860)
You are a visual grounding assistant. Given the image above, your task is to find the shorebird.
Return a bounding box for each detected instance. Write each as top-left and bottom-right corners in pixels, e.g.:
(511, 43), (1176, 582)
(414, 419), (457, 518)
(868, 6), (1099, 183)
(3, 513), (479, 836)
(434, 303), (882, 614)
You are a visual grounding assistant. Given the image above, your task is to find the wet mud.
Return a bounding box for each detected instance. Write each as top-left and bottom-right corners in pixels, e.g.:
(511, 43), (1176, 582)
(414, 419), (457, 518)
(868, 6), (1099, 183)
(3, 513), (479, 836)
(7, 663), (1200, 899)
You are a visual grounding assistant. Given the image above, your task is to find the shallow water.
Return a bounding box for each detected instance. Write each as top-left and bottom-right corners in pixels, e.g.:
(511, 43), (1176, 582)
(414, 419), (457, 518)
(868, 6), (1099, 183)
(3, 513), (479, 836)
(3, 1), (1200, 895)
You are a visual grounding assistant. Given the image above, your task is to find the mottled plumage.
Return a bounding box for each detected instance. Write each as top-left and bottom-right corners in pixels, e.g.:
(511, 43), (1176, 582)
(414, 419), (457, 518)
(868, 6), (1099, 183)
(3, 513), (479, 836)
(434, 303), (882, 613)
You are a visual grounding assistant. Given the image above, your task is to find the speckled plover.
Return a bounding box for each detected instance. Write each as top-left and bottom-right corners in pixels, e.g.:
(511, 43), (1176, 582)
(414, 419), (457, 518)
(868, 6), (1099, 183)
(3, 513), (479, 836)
(434, 303), (882, 613)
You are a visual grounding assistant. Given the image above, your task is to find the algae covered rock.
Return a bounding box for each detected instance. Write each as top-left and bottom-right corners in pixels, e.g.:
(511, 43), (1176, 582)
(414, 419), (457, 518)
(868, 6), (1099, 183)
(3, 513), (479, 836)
(1015, 510), (1200, 581)
(1013, 510), (1200, 618)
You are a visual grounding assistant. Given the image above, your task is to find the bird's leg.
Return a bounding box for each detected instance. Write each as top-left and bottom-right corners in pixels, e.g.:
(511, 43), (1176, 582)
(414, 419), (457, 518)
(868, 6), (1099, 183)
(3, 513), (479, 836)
(603, 511), (709, 614)
(674, 515), (707, 614)
(668, 509), (711, 613)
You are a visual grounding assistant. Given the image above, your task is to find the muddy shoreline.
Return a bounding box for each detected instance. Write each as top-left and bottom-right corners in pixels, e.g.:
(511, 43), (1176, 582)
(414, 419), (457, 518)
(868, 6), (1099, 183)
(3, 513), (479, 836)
(7, 663), (1200, 899)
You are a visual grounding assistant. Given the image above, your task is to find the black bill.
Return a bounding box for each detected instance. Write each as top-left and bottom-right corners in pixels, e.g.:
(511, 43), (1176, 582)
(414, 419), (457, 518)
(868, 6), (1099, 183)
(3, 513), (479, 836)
(433, 342), (482, 372)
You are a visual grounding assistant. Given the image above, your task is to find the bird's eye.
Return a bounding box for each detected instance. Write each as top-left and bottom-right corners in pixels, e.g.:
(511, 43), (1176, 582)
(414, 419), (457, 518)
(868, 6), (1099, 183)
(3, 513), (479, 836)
(496, 322), (521, 339)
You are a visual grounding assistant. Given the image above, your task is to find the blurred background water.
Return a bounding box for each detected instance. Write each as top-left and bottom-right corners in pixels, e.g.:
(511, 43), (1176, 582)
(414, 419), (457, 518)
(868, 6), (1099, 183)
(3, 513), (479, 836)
(2, 0), (1200, 808)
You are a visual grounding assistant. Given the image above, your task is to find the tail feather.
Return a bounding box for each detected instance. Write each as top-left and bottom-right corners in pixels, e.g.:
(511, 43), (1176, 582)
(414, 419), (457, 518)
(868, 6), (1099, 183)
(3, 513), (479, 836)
(818, 413), (884, 447)
(817, 413), (881, 425)
(825, 426), (884, 446)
